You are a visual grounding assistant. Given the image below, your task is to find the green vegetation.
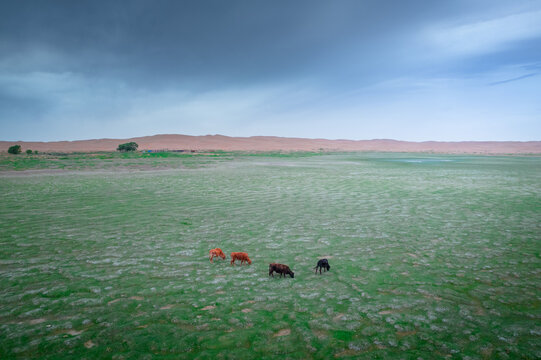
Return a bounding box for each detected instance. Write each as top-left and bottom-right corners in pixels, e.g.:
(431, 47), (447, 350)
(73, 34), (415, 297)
(117, 142), (139, 152)
(26, 149), (33, 155)
(0, 153), (540, 358)
(0, 151), (236, 171)
(7, 144), (21, 154)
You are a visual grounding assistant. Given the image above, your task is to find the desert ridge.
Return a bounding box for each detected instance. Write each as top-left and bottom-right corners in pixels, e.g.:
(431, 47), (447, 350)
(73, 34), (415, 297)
(1, 134), (540, 154)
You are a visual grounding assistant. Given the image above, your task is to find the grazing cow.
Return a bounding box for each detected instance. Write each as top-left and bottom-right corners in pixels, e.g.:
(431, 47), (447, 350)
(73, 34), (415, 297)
(230, 252), (252, 265)
(314, 259), (330, 274)
(269, 263), (294, 278)
(209, 248), (226, 263)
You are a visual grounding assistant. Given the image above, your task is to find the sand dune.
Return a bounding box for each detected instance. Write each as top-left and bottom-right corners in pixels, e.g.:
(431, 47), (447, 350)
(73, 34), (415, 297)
(1, 134), (540, 154)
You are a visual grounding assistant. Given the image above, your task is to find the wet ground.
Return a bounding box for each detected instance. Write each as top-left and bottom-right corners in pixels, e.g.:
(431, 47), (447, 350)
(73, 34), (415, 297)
(1, 153), (540, 358)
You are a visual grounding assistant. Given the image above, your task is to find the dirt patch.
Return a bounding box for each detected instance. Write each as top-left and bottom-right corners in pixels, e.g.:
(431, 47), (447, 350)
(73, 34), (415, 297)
(201, 305), (216, 311)
(335, 349), (367, 358)
(65, 329), (84, 336)
(422, 294), (443, 301)
(273, 329), (291, 337)
(396, 330), (417, 337)
(84, 340), (96, 348)
(313, 329), (328, 339)
(474, 303), (486, 316)
(108, 296), (143, 305)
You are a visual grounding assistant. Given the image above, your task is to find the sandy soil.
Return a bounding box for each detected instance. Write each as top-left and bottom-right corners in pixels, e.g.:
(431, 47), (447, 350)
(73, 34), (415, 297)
(1, 134), (540, 154)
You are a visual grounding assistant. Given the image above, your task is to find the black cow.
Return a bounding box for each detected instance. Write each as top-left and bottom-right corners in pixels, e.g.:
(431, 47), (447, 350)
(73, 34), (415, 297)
(314, 259), (330, 274)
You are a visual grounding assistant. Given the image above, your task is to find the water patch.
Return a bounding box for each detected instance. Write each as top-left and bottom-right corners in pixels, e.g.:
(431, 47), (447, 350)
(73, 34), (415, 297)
(386, 158), (455, 164)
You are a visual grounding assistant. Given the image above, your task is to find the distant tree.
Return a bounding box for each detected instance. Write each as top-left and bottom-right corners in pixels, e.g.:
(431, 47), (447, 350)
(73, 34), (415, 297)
(117, 142), (138, 152)
(8, 145), (21, 154)
(26, 149), (33, 155)
(34, 150), (39, 154)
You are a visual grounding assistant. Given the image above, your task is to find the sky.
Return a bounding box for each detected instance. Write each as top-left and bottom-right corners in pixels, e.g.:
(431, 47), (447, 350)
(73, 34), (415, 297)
(1, 0), (540, 142)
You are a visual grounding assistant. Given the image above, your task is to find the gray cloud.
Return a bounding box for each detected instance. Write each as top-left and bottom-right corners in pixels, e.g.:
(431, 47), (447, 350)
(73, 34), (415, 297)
(489, 73), (537, 86)
(0, 1), (465, 86)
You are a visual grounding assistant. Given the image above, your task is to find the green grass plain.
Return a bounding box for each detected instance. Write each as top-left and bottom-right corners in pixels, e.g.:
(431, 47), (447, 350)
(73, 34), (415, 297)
(1, 152), (540, 359)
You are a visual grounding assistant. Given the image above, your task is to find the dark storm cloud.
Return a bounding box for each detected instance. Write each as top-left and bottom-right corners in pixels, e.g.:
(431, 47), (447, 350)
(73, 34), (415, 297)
(0, 0), (466, 88)
(3, 0), (538, 87)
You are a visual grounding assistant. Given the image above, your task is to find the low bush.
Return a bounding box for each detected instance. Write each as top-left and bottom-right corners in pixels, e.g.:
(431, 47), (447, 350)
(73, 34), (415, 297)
(8, 145), (21, 154)
(117, 142), (138, 152)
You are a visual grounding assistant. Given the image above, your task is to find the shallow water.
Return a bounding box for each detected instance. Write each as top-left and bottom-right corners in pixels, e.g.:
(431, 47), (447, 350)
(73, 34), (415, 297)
(1, 153), (540, 358)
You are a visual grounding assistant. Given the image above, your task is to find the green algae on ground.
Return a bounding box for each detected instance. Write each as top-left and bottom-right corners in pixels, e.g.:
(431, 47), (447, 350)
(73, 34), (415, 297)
(0, 153), (540, 359)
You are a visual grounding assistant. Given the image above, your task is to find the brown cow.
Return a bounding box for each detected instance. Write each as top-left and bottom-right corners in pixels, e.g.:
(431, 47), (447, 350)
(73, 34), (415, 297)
(269, 263), (294, 278)
(230, 252), (252, 265)
(209, 248), (226, 263)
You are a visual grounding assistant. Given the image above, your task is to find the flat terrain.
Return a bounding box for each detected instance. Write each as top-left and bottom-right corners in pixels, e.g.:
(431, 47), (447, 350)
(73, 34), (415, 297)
(1, 152), (540, 359)
(2, 134), (541, 154)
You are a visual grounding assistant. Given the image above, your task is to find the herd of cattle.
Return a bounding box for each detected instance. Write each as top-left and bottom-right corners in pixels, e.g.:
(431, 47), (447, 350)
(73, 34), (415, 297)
(208, 248), (331, 278)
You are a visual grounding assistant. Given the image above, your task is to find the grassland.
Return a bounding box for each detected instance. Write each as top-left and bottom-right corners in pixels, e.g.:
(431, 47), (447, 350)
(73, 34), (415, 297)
(1, 152), (540, 359)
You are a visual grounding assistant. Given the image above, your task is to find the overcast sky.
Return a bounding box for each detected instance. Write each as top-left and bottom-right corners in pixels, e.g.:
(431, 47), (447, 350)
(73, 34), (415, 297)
(1, 0), (540, 141)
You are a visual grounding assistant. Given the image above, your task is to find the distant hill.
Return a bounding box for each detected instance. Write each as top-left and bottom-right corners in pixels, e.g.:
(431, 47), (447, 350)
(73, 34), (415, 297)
(1, 134), (541, 154)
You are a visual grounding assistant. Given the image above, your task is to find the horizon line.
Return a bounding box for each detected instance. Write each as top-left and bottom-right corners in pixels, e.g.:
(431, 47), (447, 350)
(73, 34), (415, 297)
(1, 133), (540, 144)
